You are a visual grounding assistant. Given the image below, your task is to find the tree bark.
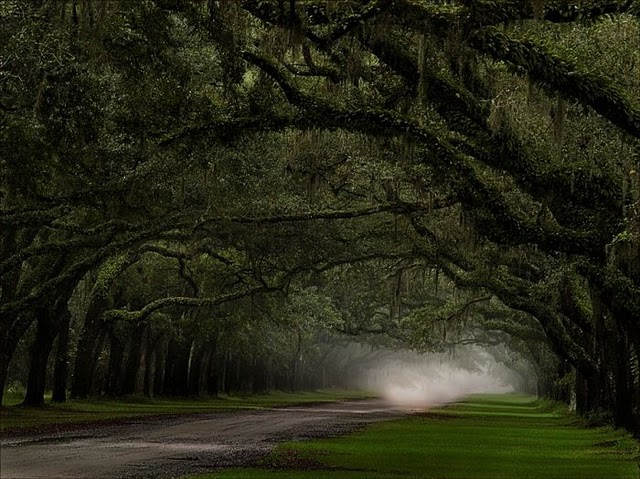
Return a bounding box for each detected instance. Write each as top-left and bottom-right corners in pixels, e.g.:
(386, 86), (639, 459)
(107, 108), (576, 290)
(22, 309), (57, 406)
(206, 342), (219, 397)
(153, 339), (166, 396)
(0, 224), (19, 406)
(0, 329), (12, 406)
(122, 324), (145, 395)
(188, 342), (202, 396)
(613, 327), (635, 430)
(143, 334), (157, 398)
(71, 305), (108, 398)
(52, 308), (71, 403)
(219, 350), (229, 394)
(164, 338), (190, 396)
(105, 329), (125, 396)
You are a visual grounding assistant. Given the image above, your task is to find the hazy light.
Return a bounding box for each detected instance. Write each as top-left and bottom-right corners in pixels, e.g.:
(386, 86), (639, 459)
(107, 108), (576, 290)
(358, 347), (515, 409)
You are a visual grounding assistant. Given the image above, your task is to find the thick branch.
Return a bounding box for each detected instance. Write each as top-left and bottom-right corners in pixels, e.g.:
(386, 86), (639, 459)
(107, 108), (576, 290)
(315, 0), (393, 48)
(105, 285), (278, 323)
(443, 295), (493, 322)
(361, 36), (623, 219)
(480, 318), (548, 343)
(0, 214), (187, 318)
(439, 260), (599, 376)
(468, 28), (640, 139)
(157, 114), (295, 148)
(468, 0), (640, 28)
(579, 262), (640, 334)
(409, 223), (599, 376)
(0, 205), (72, 228)
(0, 220), (136, 276)
(199, 203), (422, 227)
(244, 52), (606, 258)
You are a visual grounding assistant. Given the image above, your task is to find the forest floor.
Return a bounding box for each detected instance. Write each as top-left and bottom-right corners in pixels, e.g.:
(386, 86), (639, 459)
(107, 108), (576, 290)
(190, 394), (640, 479)
(0, 396), (403, 479)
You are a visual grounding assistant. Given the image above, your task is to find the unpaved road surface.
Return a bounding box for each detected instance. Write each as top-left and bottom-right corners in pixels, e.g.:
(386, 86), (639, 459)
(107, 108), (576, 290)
(0, 399), (408, 479)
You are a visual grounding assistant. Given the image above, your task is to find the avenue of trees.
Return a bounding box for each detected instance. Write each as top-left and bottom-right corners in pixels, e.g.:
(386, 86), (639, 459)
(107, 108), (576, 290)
(1, 0), (639, 433)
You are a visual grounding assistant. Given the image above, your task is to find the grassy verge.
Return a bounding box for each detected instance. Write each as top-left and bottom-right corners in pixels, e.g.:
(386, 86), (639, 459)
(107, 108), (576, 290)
(191, 394), (640, 479)
(0, 389), (371, 433)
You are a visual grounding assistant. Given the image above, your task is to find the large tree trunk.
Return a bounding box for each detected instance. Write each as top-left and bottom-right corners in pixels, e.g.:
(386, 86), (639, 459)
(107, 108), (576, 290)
(0, 328), (12, 406)
(71, 256), (138, 398)
(189, 343), (213, 396)
(52, 309), (71, 403)
(227, 355), (244, 394)
(574, 370), (588, 415)
(71, 306), (108, 398)
(289, 330), (303, 391)
(575, 286), (607, 416)
(164, 338), (190, 396)
(88, 330), (107, 396)
(122, 324), (146, 395)
(0, 311), (40, 405)
(135, 326), (149, 395)
(252, 357), (268, 394)
(225, 357), (237, 394)
(633, 334), (640, 430)
(0, 225), (18, 405)
(206, 342), (219, 397)
(143, 334), (157, 398)
(22, 310), (57, 406)
(187, 342), (202, 396)
(188, 343), (212, 397)
(105, 329), (126, 396)
(575, 369), (605, 416)
(613, 326), (635, 430)
(219, 350), (229, 394)
(153, 339), (167, 396)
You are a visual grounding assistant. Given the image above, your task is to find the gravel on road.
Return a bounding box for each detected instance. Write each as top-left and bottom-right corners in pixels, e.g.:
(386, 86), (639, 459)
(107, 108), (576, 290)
(0, 399), (410, 479)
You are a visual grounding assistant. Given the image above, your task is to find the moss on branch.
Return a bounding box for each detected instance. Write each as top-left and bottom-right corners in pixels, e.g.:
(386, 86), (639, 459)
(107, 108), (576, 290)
(468, 0), (640, 28)
(468, 28), (640, 139)
(362, 36), (623, 223)
(104, 285), (277, 323)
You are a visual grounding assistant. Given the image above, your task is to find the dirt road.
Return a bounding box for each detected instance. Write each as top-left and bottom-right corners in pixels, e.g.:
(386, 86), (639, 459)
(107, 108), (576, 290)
(0, 399), (407, 479)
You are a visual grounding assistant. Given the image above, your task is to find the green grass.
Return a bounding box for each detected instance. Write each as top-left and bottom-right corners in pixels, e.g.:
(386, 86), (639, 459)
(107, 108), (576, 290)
(0, 389), (371, 432)
(191, 394), (640, 479)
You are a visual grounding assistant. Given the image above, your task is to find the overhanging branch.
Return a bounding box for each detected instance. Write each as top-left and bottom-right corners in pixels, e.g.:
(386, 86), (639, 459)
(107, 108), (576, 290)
(105, 285), (279, 324)
(468, 28), (640, 139)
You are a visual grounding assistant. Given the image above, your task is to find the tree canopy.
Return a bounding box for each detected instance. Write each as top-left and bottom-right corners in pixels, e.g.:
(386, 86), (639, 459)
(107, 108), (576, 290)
(1, 0), (639, 433)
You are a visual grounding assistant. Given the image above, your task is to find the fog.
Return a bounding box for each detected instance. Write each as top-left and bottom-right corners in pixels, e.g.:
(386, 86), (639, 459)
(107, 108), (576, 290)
(354, 346), (518, 409)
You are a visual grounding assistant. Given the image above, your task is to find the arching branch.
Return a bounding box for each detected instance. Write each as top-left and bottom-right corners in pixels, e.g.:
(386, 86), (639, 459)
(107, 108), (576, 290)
(468, 28), (640, 139)
(243, 51), (607, 258)
(467, 0), (640, 28)
(105, 285), (279, 324)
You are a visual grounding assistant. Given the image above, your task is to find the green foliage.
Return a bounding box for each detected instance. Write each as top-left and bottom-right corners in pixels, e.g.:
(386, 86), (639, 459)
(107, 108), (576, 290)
(2, 0), (639, 432)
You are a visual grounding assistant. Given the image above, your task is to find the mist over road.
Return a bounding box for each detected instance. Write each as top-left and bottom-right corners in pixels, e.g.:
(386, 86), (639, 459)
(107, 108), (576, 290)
(0, 399), (407, 479)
